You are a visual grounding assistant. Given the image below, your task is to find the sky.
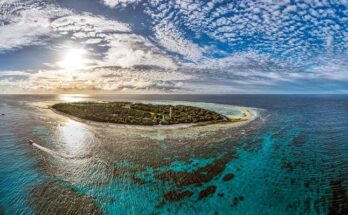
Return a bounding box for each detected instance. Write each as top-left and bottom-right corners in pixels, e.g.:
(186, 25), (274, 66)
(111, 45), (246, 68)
(1, 0), (348, 94)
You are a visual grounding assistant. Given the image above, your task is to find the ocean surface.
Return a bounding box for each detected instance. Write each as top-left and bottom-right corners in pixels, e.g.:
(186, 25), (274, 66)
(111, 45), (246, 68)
(0, 94), (348, 215)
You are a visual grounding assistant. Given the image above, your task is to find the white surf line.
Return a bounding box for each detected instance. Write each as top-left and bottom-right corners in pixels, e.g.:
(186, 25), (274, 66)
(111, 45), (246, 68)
(33, 106), (49, 109)
(31, 141), (109, 167)
(32, 142), (63, 158)
(31, 142), (89, 160)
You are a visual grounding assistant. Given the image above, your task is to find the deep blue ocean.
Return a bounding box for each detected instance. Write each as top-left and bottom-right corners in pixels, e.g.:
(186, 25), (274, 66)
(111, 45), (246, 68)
(0, 94), (348, 215)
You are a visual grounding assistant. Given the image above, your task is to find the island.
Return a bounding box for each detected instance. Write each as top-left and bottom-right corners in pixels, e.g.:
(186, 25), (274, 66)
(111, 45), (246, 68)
(51, 102), (230, 126)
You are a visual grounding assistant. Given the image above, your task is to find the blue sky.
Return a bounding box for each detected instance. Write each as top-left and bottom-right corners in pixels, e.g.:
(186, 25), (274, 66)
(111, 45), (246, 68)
(1, 0), (348, 93)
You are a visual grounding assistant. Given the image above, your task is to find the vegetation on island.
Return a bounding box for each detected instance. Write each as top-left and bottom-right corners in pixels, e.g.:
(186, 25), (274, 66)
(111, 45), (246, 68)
(52, 102), (228, 126)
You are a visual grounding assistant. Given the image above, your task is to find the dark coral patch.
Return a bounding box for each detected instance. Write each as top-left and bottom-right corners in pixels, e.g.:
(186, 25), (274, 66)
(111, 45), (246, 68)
(290, 178), (297, 185)
(304, 180), (310, 188)
(271, 129), (287, 139)
(291, 134), (306, 147)
(164, 190), (193, 202)
(222, 173), (234, 181)
(198, 186), (217, 200)
(281, 162), (294, 172)
(156, 152), (235, 187)
(329, 180), (348, 215)
(30, 181), (102, 215)
(232, 196), (244, 207)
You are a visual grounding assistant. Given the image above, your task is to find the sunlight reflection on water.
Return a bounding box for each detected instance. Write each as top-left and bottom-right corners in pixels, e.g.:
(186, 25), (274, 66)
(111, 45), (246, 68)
(58, 94), (91, 103)
(57, 119), (91, 157)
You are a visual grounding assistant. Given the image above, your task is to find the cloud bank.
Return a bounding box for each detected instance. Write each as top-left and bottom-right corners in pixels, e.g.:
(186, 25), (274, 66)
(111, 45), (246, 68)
(1, 0), (348, 93)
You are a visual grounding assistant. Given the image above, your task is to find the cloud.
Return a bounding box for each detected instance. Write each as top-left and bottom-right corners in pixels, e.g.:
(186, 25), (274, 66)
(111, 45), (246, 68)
(153, 22), (203, 62)
(0, 70), (31, 77)
(91, 66), (190, 91)
(296, 57), (348, 81)
(0, 0), (71, 52)
(0, 66), (195, 93)
(102, 0), (141, 8)
(50, 13), (178, 69)
(101, 0), (348, 63)
(51, 14), (131, 37)
(103, 34), (177, 68)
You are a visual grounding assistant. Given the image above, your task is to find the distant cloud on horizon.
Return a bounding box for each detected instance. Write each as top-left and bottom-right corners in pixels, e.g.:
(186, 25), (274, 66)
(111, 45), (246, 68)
(1, 0), (348, 93)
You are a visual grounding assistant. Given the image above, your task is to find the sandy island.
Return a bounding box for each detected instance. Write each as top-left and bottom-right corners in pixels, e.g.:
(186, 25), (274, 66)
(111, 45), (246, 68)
(31, 101), (258, 131)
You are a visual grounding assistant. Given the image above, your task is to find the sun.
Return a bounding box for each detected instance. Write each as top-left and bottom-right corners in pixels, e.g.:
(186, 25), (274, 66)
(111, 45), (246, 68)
(58, 48), (87, 71)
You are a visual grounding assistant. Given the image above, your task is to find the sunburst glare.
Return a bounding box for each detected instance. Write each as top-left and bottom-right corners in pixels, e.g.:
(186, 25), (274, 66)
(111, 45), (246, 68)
(58, 48), (87, 71)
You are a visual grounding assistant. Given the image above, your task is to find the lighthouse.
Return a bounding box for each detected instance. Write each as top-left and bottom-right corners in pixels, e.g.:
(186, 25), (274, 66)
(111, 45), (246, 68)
(169, 107), (172, 119)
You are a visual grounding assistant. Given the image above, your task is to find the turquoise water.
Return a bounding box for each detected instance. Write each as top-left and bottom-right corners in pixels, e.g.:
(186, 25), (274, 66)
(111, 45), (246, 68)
(0, 94), (348, 214)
